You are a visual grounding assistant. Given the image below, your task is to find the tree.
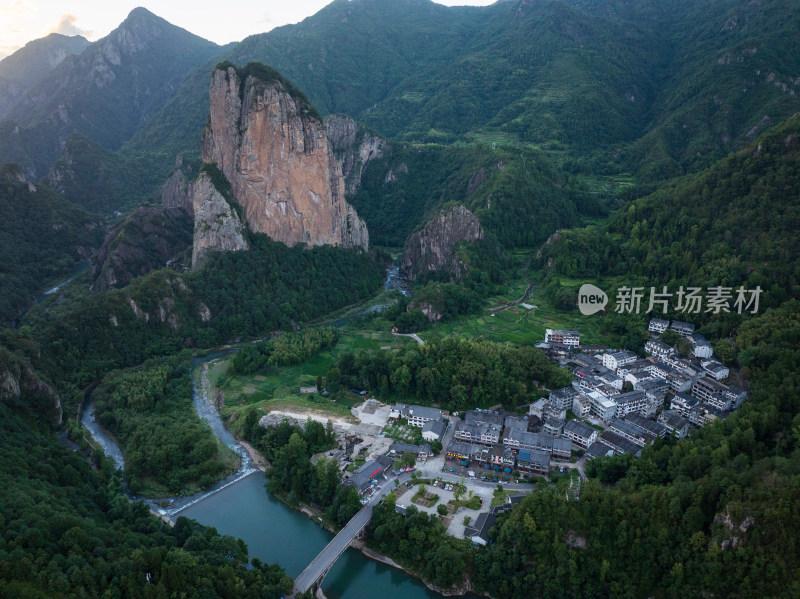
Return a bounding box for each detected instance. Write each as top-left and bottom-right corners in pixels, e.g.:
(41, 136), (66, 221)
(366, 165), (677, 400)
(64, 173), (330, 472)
(325, 366), (341, 392)
(430, 440), (443, 455)
(437, 504), (448, 516)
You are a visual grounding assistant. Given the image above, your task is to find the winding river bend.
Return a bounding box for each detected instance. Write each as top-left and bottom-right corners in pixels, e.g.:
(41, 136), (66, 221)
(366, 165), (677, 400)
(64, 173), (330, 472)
(82, 350), (474, 599)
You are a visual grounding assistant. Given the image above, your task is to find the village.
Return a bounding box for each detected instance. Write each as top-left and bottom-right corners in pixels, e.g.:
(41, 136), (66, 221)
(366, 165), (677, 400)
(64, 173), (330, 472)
(274, 317), (749, 546)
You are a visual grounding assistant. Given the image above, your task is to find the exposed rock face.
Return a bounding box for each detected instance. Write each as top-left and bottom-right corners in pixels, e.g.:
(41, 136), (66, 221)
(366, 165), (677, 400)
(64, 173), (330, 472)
(400, 204), (484, 281)
(91, 204), (193, 291)
(191, 171), (249, 268)
(199, 65), (368, 251)
(0, 349), (62, 426)
(161, 166), (193, 215)
(325, 114), (386, 197)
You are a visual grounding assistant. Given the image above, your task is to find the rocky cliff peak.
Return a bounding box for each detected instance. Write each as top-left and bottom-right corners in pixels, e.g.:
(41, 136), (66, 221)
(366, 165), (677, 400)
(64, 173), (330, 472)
(195, 62), (368, 254)
(191, 168), (249, 269)
(325, 114), (386, 197)
(400, 204), (484, 281)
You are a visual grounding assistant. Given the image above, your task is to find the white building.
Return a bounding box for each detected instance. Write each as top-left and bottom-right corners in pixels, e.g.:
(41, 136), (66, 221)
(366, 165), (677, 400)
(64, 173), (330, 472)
(701, 359), (730, 381)
(602, 350), (637, 373)
(588, 391), (617, 422)
(690, 334), (713, 359)
(572, 393), (592, 418)
(645, 339), (674, 360)
(562, 420), (598, 448)
(406, 405), (442, 427)
(545, 329), (581, 346)
(612, 390), (648, 418)
(648, 318), (670, 334)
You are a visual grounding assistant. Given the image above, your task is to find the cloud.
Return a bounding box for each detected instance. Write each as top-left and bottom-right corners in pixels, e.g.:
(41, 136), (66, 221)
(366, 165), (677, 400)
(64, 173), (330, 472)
(49, 14), (92, 38)
(1, 1), (34, 16)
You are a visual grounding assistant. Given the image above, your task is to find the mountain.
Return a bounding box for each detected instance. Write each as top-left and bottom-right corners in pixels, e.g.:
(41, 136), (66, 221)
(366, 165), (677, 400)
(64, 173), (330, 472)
(538, 112), (800, 314)
(90, 204), (193, 291)
(191, 62), (369, 268)
(0, 33), (89, 121)
(0, 8), (221, 178)
(125, 0), (800, 187)
(0, 164), (104, 324)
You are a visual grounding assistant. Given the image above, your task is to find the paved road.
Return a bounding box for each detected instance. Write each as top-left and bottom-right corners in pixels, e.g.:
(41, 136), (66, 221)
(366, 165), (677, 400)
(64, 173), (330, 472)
(392, 332), (425, 345)
(293, 473), (411, 593)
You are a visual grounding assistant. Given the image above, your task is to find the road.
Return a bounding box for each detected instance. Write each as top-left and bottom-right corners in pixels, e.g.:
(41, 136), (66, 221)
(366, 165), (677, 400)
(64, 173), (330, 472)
(392, 332), (425, 345)
(293, 472), (412, 593)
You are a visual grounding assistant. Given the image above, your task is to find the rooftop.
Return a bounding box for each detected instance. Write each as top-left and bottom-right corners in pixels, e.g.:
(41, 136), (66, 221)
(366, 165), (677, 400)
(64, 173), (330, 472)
(563, 419), (596, 438)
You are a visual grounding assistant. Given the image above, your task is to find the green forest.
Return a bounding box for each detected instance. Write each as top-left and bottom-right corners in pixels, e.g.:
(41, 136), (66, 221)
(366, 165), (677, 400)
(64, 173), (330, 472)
(0, 403), (293, 598)
(1, 0), (799, 597)
(91, 355), (234, 496)
(336, 337), (572, 411)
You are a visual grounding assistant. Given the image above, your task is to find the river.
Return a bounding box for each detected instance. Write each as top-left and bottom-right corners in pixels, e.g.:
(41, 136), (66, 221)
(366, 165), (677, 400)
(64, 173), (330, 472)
(82, 349), (478, 598)
(177, 471), (461, 599)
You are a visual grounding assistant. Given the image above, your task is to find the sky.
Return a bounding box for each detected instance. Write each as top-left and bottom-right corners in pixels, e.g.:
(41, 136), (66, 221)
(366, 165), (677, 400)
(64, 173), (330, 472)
(0, 0), (496, 60)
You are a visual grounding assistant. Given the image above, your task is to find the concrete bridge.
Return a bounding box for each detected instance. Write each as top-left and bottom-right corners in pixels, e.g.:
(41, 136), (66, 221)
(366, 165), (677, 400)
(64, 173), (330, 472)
(292, 473), (410, 595)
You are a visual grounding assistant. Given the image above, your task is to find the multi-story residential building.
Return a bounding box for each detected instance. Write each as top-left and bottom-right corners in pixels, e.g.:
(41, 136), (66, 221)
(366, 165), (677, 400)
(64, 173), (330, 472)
(608, 418), (655, 447)
(725, 385), (748, 409)
(666, 371), (693, 393)
(598, 371), (624, 390)
(405, 405), (443, 427)
(597, 431), (642, 457)
(602, 350), (637, 372)
(612, 390), (648, 418)
(588, 391), (617, 422)
(545, 329), (581, 346)
(648, 361), (675, 381)
(464, 409), (504, 427)
(503, 415), (529, 435)
(454, 421), (501, 446)
(692, 377), (732, 411)
(670, 320), (696, 337)
(542, 408), (566, 436)
(648, 318), (670, 334)
(690, 333), (713, 359)
(572, 393), (592, 419)
(658, 410), (690, 439)
(624, 368), (653, 387)
(503, 430), (571, 458)
(516, 449), (550, 474)
(562, 420), (598, 448)
(422, 419), (447, 442)
(645, 339), (674, 360)
(670, 392), (699, 418)
(548, 387), (578, 411)
(701, 359), (730, 380)
(624, 413), (669, 440)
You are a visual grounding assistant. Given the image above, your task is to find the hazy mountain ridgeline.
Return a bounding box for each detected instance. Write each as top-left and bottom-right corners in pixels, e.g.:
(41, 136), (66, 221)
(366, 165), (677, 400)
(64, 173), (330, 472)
(0, 33), (89, 121)
(0, 0), (795, 228)
(0, 7), (221, 178)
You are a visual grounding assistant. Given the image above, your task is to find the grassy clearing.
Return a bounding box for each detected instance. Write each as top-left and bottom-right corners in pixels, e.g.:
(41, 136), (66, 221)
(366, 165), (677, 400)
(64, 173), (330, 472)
(422, 277), (620, 348)
(449, 495), (482, 511)
(210, 327), (417, 419)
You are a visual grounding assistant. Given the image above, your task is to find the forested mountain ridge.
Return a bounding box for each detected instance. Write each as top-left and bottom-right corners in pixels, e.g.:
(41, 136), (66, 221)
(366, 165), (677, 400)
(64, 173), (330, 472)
(538, 112), (800, 312)
(126, 0), (800, 184)
(0, 164), (105, 325)
(0, 33), (89, 121)
(0, 7), (221, 178)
